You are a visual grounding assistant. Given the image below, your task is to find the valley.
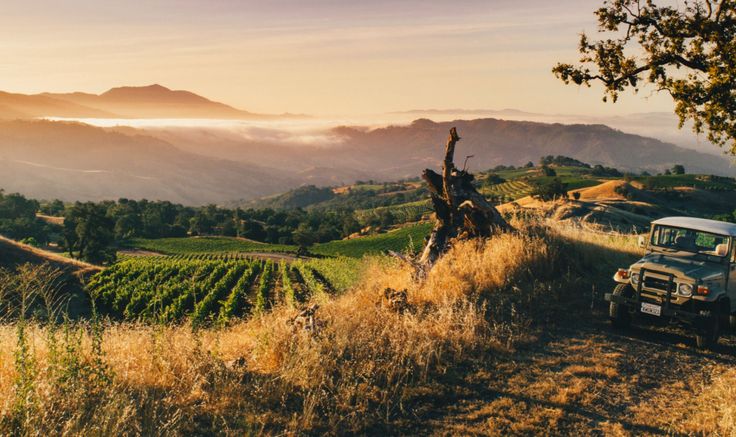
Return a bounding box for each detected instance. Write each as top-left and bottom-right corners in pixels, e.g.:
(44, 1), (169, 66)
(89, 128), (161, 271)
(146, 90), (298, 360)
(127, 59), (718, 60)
(5, 206), (736, 435)
(6, 0), (736, 434)
(0, 85), (735, 204)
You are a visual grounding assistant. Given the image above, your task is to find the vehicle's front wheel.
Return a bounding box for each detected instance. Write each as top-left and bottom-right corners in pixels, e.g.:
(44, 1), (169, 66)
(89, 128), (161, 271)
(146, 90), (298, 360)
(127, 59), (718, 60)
(696, 309), (721, 350)
(609, 284), (633, 329)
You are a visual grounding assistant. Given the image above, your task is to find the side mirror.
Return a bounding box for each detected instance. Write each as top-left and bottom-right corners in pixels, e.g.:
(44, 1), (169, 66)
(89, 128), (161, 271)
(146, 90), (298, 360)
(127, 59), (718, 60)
(638, 236), (646, 249)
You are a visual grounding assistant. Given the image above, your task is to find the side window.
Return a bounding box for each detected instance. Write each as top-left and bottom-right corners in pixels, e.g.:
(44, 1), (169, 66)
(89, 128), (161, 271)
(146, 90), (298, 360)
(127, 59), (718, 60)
(651, 226), (660, 245)
(696, 233), (717, 249)
(659, 227), (677, 246)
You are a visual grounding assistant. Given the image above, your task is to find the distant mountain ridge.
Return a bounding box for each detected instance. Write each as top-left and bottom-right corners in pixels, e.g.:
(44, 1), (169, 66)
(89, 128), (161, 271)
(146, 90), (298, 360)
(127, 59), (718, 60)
(395, 108), (723, 156)
(0, 115), (733, 205)
(0, 119), (298, 204)
(0, 84), (302, 120)
(315, 118), (736, 178)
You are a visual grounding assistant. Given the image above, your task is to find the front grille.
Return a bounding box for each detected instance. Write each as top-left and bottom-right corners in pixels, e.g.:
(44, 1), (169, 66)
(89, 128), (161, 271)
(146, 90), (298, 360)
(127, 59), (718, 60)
(644, 277), (672, 292)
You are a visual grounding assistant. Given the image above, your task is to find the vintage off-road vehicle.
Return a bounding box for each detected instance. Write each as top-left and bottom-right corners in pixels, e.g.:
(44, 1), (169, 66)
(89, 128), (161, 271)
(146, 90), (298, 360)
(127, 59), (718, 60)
(605, 216), (736, 348)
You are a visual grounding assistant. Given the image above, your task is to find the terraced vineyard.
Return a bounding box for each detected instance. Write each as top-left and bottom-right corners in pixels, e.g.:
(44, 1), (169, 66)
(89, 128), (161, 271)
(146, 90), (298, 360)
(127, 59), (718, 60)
(483, 180), (534, 201)
(87, 257), (335, 324)
(354, 199), (432, 225)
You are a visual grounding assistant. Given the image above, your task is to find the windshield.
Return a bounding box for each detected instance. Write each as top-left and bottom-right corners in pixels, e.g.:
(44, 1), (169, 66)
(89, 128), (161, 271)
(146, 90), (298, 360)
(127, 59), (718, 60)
(650, 225), (731, 258)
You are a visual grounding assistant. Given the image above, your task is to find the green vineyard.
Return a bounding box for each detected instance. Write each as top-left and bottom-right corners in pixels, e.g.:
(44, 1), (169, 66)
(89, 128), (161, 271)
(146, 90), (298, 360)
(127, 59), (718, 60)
(354, 200), (432, 225)
(87, 257), (335, 324)
(483, 180), (534, 201)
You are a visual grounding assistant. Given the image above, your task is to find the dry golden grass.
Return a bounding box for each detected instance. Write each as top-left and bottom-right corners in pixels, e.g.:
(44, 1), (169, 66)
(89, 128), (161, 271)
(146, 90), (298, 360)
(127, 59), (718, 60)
(14, 221), (736, 435)
(668, 365), (736, 436)
(0, 235), (99, 271)
(0, 225), (572, 433)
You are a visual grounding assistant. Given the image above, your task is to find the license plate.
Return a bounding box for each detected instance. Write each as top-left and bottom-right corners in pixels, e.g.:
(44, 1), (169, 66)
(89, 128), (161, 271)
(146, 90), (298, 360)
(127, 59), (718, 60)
(641, 302), (662, 316)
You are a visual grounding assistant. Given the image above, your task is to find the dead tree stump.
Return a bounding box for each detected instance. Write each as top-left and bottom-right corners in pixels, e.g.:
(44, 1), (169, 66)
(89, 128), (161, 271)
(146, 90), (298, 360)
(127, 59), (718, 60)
(418, 127), (512, 266)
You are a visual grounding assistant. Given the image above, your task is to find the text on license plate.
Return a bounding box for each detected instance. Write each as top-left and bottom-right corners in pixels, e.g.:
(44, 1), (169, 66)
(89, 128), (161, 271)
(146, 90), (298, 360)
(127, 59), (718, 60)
(641, 302), (661, 316)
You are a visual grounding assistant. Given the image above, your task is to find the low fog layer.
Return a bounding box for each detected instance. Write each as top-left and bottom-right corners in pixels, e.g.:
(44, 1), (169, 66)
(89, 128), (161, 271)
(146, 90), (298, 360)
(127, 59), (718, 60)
(48, 107), (725, 157)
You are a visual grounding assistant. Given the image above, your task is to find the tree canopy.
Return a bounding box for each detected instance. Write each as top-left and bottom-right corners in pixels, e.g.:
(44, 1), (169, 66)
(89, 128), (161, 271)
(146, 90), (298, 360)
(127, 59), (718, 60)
(63, 202), (116, 263)
(553, 0), (736, 152)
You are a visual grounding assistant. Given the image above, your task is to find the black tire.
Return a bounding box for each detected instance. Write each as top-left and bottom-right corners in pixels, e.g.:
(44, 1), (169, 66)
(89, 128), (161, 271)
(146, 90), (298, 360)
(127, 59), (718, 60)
(609, 284), (633, 329)
(696, 309), (721, 350)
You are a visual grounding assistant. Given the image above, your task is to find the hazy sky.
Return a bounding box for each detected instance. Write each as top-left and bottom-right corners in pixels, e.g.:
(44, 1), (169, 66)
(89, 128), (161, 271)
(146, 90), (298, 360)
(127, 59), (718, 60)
(1, 0), (676, 116)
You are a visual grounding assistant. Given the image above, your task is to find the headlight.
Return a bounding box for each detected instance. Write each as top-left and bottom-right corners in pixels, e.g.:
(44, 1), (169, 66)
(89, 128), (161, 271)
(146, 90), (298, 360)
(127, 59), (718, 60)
(677, 283), (693, 297)
(630, 273), (640, 285)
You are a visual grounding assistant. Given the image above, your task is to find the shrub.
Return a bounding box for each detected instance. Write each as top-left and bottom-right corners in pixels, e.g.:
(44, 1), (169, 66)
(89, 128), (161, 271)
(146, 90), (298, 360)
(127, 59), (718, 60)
(531, 178), (568, 201)
(614, 183), (634, 200)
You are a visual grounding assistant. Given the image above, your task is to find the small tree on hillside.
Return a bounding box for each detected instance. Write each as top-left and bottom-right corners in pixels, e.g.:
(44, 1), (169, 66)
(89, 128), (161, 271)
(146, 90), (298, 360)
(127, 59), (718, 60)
(483, 173), (506, 187)
(672, 164), (686, 175)
(63, 202), (115, 263)
(541, 165), (557, 177)
(531, 178), (569, 201)
(293, 224), (317, 256)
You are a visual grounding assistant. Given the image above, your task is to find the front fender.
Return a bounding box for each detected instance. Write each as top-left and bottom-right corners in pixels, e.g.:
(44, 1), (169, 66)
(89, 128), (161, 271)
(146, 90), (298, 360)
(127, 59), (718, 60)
(613, 271), (631, 284)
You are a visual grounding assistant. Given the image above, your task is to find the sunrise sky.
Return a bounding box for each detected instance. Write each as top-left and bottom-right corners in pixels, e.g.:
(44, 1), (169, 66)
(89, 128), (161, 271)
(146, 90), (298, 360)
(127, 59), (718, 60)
(1, 0), (675, 116)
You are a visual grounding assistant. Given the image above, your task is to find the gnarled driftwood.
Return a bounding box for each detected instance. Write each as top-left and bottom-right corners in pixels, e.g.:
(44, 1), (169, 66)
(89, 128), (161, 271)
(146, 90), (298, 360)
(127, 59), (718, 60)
(418, 127), (511, 266)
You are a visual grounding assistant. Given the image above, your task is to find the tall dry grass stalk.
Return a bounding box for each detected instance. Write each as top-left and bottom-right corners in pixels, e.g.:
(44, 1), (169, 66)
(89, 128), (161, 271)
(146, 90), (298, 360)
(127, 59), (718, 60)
(0, 224), (639, 435)
(677, 367), (736, 435)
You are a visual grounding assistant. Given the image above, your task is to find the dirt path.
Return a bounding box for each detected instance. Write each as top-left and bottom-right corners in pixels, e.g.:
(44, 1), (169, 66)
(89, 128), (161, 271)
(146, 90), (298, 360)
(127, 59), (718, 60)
(409, 304), (736, 435)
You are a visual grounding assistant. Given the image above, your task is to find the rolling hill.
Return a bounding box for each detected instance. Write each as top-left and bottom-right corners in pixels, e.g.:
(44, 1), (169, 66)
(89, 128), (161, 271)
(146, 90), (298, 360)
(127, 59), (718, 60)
(321, 118), (736, 177)
(3, 116), (735, 206)
(1, 84), (734, 205)
(0, 120), (297, 204)
(146, 118), (736, 188)
(41, 84), (273, 119)
(0, 91), (116, 119)
(0, 84), (295, 120)
(0, 235), (99, 318)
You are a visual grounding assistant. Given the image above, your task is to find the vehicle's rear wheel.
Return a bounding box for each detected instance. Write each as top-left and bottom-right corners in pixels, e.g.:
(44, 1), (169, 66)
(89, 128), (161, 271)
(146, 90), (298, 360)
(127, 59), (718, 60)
(609, 284), (633, 329)
(696, 308), (721, 350)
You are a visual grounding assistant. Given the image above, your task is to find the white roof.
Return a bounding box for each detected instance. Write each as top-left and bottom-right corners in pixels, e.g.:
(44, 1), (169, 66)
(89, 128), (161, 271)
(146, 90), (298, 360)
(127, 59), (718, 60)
(652, 216), (736, 236)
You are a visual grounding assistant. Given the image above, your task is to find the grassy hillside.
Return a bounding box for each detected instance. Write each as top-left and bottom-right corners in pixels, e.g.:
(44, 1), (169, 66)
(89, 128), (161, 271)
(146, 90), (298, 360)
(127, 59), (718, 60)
(311, 222), (432, 257)
(481, 166), (606, 201)
(0, 236), (100, 318)
(244, 164), (605, 213)
(0, 235), (97, 273)
(7, 214), (736, 435)
(125, 223), (433, 259)
(126, 236), (293, 255)
(634, 173), (736, 190)
(126, 166), (736, 261)
(0, 219), (651, 435)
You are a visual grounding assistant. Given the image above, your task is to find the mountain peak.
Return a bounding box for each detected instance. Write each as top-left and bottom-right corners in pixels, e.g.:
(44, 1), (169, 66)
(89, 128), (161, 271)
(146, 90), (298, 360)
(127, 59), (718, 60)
(104, 84), (169, 93)
(100, 84), (204, 102)
(1, 85), (296, 120)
